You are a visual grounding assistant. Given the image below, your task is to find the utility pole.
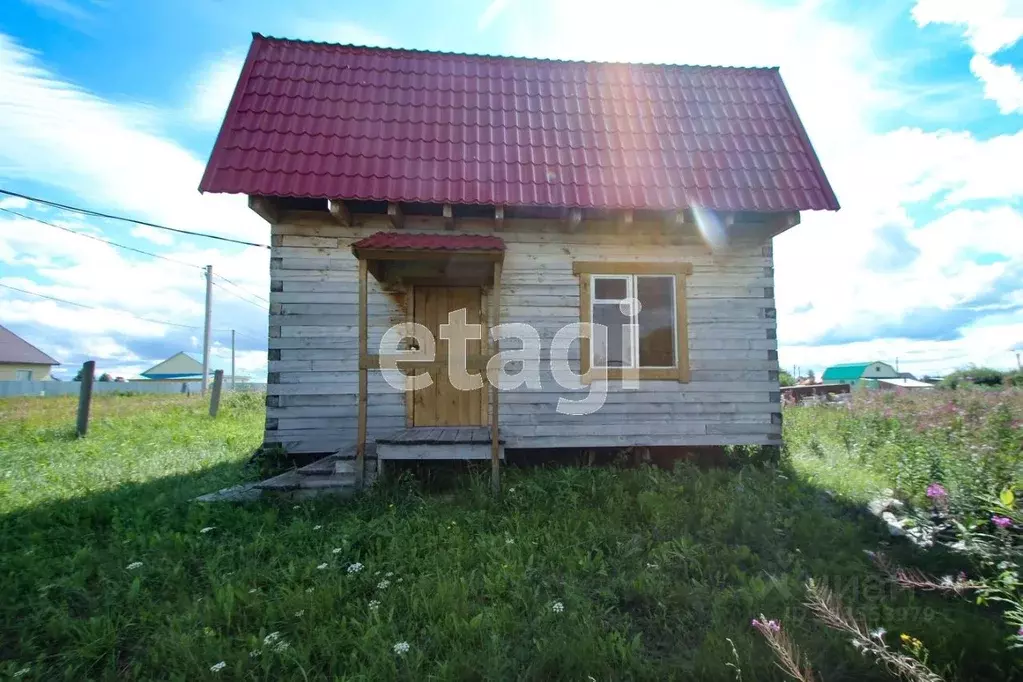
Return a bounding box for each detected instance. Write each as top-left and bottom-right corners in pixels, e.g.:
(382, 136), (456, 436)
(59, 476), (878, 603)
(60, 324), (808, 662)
(202, 265), (213, 396)
(231, 329), (236, 391)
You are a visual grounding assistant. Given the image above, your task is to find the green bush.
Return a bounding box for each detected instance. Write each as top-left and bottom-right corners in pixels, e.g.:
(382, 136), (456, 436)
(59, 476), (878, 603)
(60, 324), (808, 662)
(941, 366), (1008, 389)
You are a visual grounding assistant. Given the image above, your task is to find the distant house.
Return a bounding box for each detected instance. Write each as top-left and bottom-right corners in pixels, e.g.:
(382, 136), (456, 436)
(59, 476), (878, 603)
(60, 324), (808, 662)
(0, 324), (59, 381)
(872, 377), (934, 390)
(821, 361), (899, 386)
(139, 352), (246, 383)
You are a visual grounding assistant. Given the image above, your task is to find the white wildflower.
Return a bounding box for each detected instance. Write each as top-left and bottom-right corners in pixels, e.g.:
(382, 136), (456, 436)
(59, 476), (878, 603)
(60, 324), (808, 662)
(249, 650), (261, 658)
(369, 599), (380, 612)
(295, 609), (305, 617)
(870, 627), (886, 640)
(317, 563), (328, 570)
(306, 587), (314, 593)
(377, 579), (391, 589)
(248, 588), (258, 594)
(126, 561), (143, 570)
(646, 562), (659, 569)
(505, 538), (515, 545)
(396, 577), (403, 583)
(393, 641), (410, 655)
(210, 661), (226, 672)
(313, 525), (322, 530)
(509, 487), (516, 493)
(348, 562), (364, 574)
(385, 571), (394, 577)
(13, 668), (30, 678)
(292, 505), (300, 509)
(551, 601), (565, 613)
(332, 547), (343, 554)
(200, 526), (215, 534)
(264, 631), (291, 653)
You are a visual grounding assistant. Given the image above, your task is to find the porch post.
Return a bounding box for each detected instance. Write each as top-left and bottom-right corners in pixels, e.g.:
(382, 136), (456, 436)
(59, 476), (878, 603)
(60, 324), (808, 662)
(356, 258), (368, 488)
(490, 260), (502, 493)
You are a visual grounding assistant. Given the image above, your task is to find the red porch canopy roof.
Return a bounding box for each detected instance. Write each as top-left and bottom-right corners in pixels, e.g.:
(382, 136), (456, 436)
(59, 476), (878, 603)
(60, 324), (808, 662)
(351, 232), (505, 255)
(199, 35), (839, 213)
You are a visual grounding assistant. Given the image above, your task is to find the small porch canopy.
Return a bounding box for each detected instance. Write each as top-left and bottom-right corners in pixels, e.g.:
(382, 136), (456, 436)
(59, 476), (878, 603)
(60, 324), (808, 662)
(350, 232), (507, 491)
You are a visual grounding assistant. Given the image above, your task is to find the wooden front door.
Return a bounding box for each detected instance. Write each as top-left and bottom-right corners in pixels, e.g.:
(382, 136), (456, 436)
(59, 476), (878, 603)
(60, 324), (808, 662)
(412, 287), (487, 426)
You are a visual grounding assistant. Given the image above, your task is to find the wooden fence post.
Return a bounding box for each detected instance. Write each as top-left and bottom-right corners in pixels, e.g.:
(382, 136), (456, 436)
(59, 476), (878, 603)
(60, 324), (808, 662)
(209, 370), (224, 418)
(76, 360), (95, 438)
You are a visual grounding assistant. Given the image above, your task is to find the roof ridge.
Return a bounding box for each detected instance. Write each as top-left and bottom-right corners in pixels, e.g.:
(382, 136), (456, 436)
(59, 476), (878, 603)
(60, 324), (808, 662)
(252, 33), (781, 72)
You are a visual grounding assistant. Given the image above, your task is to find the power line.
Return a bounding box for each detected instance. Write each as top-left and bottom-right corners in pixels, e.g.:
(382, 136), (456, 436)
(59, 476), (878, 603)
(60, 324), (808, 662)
(0, 188), (271, 249)
(2, 205), (273, 305)
(0, 207), (205, 271)
(1, 282), (266, 341)
(211, 280), (267, 311)
(215, 273), (269, 304)
(0, 282), (207, 330)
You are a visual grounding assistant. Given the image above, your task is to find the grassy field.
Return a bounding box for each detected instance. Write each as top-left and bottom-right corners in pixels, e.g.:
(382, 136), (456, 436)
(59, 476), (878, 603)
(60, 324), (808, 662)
(0, 393), (1019, 680)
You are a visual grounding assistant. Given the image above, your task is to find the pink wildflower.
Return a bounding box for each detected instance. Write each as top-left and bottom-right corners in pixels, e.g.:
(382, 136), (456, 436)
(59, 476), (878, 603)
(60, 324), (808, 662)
(925, 483), (947, 499)
(992, 516), (1013, 529)
(751, 617), (781, 633)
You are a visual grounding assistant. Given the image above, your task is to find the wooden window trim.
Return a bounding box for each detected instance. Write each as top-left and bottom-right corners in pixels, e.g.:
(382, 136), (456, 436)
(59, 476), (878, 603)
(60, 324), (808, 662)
(574, 261), (691, 384)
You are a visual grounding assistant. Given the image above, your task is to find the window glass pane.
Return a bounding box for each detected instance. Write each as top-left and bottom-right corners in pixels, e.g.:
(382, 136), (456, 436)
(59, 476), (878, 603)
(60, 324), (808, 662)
(593, 302), (633, 367)
(637, 276), (676, 367)
(593, 277), (627, 300)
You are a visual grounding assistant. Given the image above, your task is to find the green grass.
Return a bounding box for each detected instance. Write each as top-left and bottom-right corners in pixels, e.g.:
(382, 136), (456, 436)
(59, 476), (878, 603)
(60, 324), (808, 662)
(0, 394), (1019, 680)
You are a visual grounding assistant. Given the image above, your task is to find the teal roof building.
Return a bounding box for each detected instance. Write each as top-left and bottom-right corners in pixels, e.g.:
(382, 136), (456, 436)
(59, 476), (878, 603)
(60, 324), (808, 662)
(821, 361), (899, 385)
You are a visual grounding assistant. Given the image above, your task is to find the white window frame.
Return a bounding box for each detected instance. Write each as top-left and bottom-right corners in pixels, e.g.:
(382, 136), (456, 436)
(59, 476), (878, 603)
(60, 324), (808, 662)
(16, 369), (33, 381)
(589, 273), (678, 370)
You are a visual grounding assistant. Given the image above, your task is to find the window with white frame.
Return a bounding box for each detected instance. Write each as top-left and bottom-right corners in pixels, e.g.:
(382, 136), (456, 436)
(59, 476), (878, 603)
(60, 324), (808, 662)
(574, 261), (691, 382)
(590, 274), (678, 369)
(16, 370), (32, 381)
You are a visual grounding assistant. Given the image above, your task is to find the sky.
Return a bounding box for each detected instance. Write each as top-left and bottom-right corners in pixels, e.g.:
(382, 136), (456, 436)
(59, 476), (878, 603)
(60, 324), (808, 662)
(1, 0), (1022, 381)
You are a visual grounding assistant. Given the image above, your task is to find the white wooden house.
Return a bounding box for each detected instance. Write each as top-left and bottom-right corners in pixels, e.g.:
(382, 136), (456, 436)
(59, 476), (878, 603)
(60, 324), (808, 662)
(199, 35), (839, 491)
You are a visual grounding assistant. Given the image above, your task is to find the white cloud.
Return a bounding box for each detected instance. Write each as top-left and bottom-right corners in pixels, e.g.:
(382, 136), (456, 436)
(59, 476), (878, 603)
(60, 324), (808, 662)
(289, 21), (391, 47)
(969, 54), (1023, 114)
(782, 320), (1023, 379)
(0, 31), (270, 378)
(130, 225), (174, 246)
(0, 208), (267, 379)
(912, 0), (1023, 55)
(0, 197), (30, 210)
(189, 52), (245, 127)
(0, 33), (266, 242)
(913, 0), (1023, 113)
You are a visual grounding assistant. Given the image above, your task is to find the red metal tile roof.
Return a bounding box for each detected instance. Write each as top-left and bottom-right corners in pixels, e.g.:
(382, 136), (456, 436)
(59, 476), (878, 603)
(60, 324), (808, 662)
(200, 34), (839, 213)
(351, 232), (505, 253)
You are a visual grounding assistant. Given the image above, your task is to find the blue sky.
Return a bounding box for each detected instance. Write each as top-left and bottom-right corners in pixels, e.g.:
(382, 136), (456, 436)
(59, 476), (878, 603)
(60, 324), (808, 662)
(1, 0), (1022, 380)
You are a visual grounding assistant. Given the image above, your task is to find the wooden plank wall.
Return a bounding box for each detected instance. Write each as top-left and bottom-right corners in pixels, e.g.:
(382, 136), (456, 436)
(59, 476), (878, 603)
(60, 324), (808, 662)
(265, 212), (781, 453)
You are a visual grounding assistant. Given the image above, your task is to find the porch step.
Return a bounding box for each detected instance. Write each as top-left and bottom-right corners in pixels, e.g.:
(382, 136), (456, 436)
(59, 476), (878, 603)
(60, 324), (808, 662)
(255, 446), (379, 499)
(376, 427), (503, 461)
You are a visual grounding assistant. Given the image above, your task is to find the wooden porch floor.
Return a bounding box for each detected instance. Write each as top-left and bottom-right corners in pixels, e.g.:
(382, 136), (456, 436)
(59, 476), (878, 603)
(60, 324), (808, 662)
(375, 426), (503, 445)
